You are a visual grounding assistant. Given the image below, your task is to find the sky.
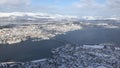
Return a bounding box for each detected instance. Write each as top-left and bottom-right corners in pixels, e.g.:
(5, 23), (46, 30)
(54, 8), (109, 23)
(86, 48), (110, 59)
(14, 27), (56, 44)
(0, 0), (120, 17)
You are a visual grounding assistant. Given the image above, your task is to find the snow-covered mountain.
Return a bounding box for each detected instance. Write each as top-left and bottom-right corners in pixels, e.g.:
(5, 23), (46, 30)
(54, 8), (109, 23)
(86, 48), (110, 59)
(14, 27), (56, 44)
(81, 16), (120, 20)
(0, 12), (77, 22)
(0, 12), (119, 23)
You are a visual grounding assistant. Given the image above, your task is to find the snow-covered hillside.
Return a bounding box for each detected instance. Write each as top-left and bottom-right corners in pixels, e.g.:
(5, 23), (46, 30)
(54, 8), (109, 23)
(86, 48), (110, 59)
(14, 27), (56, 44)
(0, 23), (82, 44)
(0, 43), (120, 68)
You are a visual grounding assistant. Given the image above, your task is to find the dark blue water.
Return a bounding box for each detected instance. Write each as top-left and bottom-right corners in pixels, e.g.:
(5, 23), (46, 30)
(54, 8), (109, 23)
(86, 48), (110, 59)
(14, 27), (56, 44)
(0, 28), (120, 62)
(55, 28), (120, 45)
(0, 39), (65, 62)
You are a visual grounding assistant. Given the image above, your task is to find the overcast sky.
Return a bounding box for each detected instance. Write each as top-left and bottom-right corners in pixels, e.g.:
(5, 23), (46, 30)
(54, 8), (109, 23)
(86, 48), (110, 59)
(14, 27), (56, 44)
(0, 0), (120, 17)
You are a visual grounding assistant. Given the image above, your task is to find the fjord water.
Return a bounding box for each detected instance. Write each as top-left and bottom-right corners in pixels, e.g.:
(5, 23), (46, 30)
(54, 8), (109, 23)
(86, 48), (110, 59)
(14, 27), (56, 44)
(0, 27), (120, 62)
(55, 28), (120, 45)
(0, 39), (65, 62)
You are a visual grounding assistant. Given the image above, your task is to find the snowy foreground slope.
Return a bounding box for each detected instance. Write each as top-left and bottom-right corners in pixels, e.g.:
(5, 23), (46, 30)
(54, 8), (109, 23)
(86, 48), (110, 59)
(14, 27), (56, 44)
(0, 44), (120, 68)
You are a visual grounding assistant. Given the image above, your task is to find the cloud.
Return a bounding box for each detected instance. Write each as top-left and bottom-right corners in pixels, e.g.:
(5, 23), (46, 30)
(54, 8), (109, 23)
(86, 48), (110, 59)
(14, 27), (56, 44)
(0, 0), (31, 6)
(73, 0), (120, 10)
(106, 0), (120, 9)
(70, 0), (120, 17)
(0, 0), (120, 17)
(0, 0), (31, 12)
(73, 0), (105, 9)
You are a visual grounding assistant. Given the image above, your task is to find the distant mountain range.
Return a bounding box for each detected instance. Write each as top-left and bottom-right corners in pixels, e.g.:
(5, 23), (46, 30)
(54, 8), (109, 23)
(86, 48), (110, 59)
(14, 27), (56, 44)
(0, 12), (77, 22)
(81, 16), (120, 20)
(0, 12), (119, 22)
